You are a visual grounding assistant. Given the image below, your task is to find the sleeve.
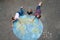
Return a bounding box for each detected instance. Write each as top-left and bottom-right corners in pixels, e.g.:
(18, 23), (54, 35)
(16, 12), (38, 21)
(14, 13), (19, 19)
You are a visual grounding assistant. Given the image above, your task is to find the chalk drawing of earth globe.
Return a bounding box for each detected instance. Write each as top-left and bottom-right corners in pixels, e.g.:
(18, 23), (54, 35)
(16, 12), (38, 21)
(13, 15), (43, 40)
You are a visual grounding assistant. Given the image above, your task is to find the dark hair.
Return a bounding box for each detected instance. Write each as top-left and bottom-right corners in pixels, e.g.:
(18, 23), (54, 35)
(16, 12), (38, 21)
(35, 15), (41, 19)
(11, 17), (15, 20)
(27, 11), (33, 15)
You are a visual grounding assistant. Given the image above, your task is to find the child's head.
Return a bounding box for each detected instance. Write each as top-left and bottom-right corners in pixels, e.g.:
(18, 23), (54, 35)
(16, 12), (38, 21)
(35, 13), (41, 19)
(36, 14), (41, 19)
(27, 8), (33, 15)
(11, 17), (15, 20)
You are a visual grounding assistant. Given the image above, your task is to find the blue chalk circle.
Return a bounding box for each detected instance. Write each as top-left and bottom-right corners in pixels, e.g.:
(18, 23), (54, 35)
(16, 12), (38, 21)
(13, 15), (43, 40)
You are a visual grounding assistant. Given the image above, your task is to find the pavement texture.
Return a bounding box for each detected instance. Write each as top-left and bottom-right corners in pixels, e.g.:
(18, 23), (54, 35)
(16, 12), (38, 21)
(0, 0), (60, 40)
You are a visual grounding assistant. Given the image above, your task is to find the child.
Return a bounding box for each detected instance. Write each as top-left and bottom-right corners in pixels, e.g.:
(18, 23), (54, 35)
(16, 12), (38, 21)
(27, 8), (33, 15)
(32, 2), (42, 21)
(11, 6), (25, 26)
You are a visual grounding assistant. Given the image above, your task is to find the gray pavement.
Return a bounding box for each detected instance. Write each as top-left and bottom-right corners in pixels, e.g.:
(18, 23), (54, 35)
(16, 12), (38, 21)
(0, 0), (60, 40)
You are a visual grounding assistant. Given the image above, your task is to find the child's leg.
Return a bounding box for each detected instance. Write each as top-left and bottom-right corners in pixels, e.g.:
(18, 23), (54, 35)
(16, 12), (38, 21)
(36, 2), (42, 10)
(18, 7), (25, 16)
(36, 6), (41, 10)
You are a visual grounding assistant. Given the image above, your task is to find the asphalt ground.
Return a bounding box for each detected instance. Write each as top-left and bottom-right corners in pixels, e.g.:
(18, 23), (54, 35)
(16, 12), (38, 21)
(0, 0), (60, 40)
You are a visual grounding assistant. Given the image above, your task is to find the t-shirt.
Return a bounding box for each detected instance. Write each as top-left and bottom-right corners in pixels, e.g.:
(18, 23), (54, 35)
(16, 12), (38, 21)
(14, 13), (19, 19)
